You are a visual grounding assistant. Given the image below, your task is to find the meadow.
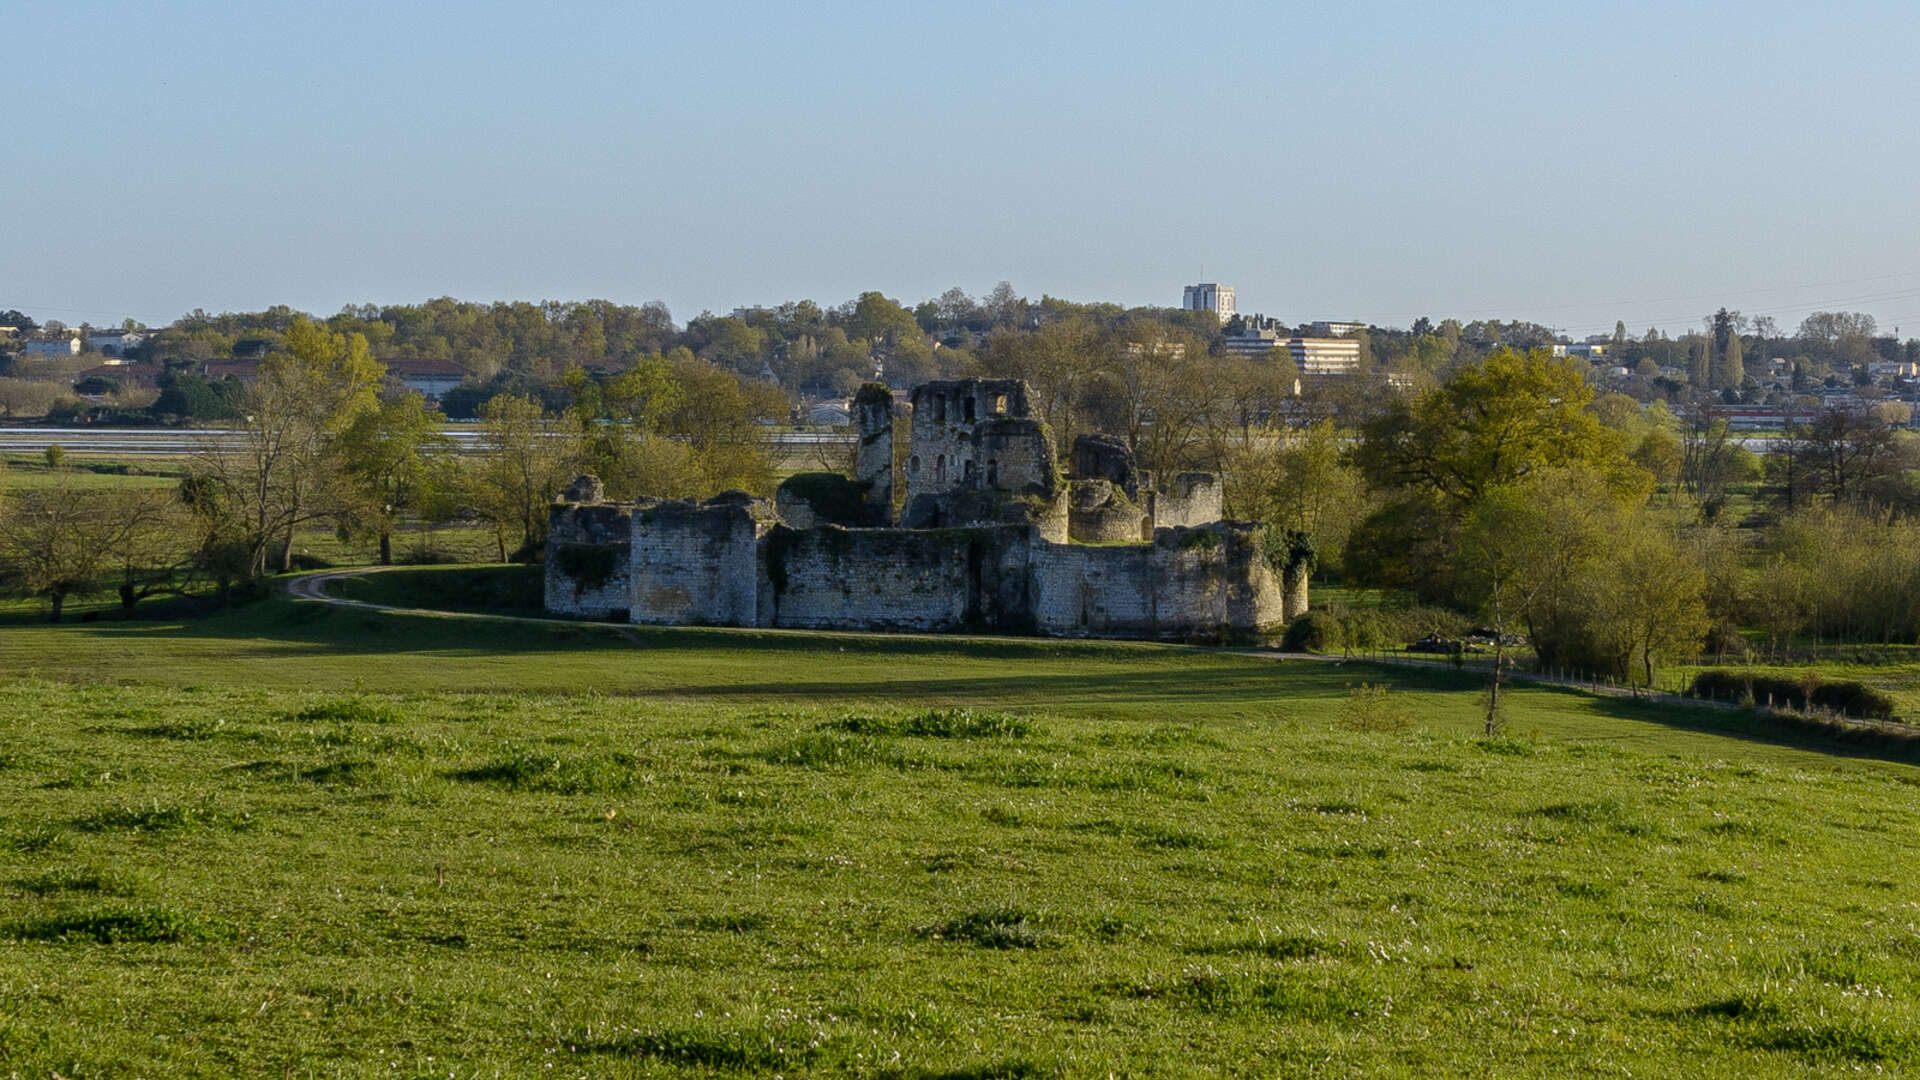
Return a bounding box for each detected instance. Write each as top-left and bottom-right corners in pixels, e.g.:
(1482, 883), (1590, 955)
(2, 583), (1918, 1076)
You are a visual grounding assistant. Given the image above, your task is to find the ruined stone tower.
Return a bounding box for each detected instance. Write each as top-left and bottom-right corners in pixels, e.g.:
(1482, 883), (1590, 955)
(853, 383), (895, 521)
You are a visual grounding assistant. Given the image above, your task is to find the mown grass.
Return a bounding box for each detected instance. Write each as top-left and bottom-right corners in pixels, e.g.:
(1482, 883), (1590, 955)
(325, 563), (547, 616)
(0, 576), (1918, 1073)
(1, 668), (1918, 1075)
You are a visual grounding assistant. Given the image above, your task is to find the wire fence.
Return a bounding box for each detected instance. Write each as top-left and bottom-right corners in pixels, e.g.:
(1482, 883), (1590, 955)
(1307, 645), (1918, 738)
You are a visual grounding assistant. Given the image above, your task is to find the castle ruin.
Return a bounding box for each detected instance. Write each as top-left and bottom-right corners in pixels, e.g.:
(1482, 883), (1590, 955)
(546, 379), (1305, 640)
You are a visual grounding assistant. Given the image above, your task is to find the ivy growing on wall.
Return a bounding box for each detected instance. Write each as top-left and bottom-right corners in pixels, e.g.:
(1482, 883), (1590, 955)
(552, 543), (620, 596)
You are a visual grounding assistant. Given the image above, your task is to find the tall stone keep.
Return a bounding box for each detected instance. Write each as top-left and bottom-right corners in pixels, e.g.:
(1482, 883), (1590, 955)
(853, 383), (895, 522)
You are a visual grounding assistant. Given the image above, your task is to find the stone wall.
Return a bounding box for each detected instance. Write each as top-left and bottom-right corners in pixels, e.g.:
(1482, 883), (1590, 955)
(628, 493), (772, 626)
(853, 383), (896, 519)
(1072, 434), (1141, 497)
(1150, 473), (1224, 529)
(1031, 523), (1284, 641)
(1068, 480), (1148, 543)
(545, 500), (631, 620)
(904, 379), (1057, 510)
(766, 524), (1032, 632)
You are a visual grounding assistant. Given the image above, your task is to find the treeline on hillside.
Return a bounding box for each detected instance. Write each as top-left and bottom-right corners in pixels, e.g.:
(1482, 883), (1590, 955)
(3, 288), (1912, 433)
(12, 292), (1920, 697)
(0, 316), (787, 619)
(1262, 346), (1920, 695)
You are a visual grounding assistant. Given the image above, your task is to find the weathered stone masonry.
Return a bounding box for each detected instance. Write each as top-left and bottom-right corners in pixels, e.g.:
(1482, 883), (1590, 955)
(548, 378), (1301, 640)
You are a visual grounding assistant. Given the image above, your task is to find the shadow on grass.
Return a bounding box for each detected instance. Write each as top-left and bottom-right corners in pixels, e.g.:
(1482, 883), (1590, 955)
(13, 595), (1920, 766)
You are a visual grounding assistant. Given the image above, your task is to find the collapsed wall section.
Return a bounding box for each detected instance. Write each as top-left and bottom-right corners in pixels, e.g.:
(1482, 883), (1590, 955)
(545, 500), (632, 620)
(628, 493), (771, 626)
(1031, 523), (1284, 641)
(1149, 473), (1224, 529)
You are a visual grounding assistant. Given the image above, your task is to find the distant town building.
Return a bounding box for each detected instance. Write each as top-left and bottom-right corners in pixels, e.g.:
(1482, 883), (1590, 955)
(1122, 341), (1187, 360)
(385, 357), (467, 402)
(86, 329), (145, 357)
(1309, 321), (1365, 337)
(1221, 326), (1362, 376)
(1286, 336), (1363, 375)
(22, 337), (80, 359)
(1181, 283), (1235, 322)
(1220, 324), (1288, 358)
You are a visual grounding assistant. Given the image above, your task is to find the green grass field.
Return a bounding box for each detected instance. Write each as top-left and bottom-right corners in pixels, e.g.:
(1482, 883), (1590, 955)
(1, 584), (1918, 1075)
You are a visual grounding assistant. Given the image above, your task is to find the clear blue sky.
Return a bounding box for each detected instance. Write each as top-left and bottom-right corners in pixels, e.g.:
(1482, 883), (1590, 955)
(8, 0), (1920, 339)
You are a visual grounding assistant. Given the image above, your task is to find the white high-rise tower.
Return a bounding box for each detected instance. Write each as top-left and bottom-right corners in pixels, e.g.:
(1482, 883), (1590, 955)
(1181, 283), (1235, 322)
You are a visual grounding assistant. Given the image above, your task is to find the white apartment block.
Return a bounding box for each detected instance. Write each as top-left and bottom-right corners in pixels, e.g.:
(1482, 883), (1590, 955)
(1309, 321), (1365, 337)
(1181, 283), (1235, 322)
(1220, 326), (1362, 376)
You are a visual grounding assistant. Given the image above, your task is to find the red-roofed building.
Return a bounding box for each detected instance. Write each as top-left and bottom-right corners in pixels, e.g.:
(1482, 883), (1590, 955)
(384, 357), (469, 402)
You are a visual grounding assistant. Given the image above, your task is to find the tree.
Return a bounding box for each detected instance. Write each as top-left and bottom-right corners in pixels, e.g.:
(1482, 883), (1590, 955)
(655, 357), (784, 495)
(1228, 419), (1368, 574)
(1092, 319), (1211, 473)
(1775, 407), (1899, 508)
(105, 489), (198, 616)
(191, 316), (385, 577)
(465, 394), (582, 561)
(982, 281), (1025, 328)
(1631, 428), (1683, 486)
(0, 486), (176, 621)
(1601, 519), (1709, 691)
(337, 393), (451, 564)
(982, 316), (1103, 451)
(1354, 347), (1635, 510)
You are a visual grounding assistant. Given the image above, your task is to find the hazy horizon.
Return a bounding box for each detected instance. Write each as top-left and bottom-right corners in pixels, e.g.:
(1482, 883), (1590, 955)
(10, 0), (1920, 340)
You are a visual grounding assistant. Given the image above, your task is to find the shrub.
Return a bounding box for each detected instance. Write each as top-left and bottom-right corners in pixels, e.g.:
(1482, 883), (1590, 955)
(1689, 670), (1898, 720)
(1339, 683), (1411, 732)
(1281, 610), (1339, 652)
(777, 472), (879, 526)
(552, 543), (620, 591)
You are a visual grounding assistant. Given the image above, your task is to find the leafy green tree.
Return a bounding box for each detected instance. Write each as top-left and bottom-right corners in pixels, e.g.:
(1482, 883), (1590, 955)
(465, 394), (583, 561)
(1354, 348), (1634, 510)
(1601, 518), (1709, 690)
(0, 486), (178, 621)
(191, 315), (385, 577)
(656, 357), (784, 495)
(337, 393), (451, 564)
